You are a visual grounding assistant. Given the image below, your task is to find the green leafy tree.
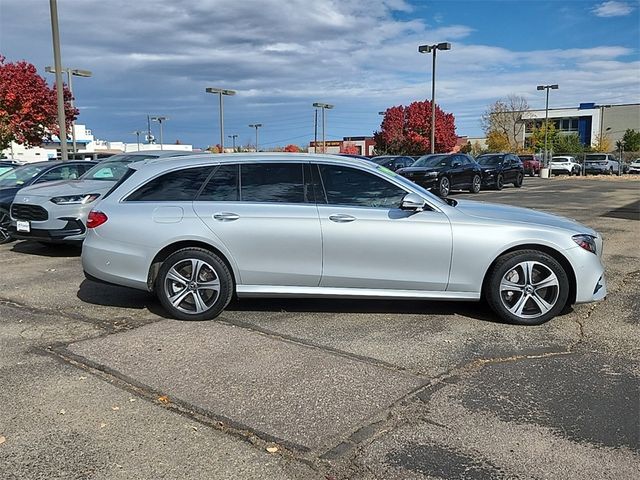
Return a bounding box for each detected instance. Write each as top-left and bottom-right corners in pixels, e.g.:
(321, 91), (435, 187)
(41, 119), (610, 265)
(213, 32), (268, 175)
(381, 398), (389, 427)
(621, 129), (640, 152)
(486, 130), (510, 152)
(528, 122), (558, 153)
(554, 133), (583, 155)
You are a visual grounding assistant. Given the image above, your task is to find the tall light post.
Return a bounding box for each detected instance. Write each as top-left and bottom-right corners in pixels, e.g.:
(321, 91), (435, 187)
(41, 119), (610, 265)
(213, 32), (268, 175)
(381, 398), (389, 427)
(45, 66), (92, 155)
(150, 116), (168, 150)
(248, 124), (262, 152)
(312, 103), (334, 153)
(418, 42), (451, 154)
(131, 131), (142, 151)
(228, 134), (238, 151)
(206, 87), (236, 151)
(536, 84), (559, 167)
(49, 0), (68, 161)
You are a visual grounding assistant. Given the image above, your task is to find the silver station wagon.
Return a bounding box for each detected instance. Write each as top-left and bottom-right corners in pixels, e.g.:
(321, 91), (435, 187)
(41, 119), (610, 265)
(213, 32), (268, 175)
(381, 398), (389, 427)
(82, 153), (606, 325)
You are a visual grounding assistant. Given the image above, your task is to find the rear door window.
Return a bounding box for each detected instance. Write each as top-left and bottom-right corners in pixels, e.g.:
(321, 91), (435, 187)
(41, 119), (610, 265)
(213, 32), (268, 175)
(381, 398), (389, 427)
(126, 166), (213, 201)
(198, 164), (239, 202)
(240, 163), (306, 203)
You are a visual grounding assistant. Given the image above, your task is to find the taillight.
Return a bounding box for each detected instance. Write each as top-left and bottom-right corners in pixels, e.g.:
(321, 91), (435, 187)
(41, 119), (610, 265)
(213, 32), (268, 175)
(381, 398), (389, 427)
(87, 210), (108, 229)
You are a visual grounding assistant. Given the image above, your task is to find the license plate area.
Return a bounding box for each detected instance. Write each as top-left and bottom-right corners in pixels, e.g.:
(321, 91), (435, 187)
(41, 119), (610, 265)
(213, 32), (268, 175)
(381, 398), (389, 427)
(16, 220), (30, 233)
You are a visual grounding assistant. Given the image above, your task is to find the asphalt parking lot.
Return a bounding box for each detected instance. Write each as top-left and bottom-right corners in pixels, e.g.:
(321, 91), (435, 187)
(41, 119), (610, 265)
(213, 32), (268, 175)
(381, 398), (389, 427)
(1, 175), (638, 479)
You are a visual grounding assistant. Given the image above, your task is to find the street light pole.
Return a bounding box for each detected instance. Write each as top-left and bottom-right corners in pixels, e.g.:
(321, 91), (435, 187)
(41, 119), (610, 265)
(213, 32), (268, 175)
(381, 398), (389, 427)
(131, 131), (142, 151)
(312, 103), (334, 153)
(228, 134), (238, 151)
(49, 0), (68, 161)
(248, 124), (262, 152)
(150, 116), (168, 150)
(206, 87), (236, 151)
(418, 42), (451, 154)
(536, 84), (559, 167)
(45, 66), (92, 155)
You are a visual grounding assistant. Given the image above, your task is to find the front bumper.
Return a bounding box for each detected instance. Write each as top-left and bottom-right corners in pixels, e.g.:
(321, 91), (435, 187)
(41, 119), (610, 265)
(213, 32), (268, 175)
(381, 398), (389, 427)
(584, 165), (609, 174)
(403, 175), (438, 189)
(9, 218), (86, 242)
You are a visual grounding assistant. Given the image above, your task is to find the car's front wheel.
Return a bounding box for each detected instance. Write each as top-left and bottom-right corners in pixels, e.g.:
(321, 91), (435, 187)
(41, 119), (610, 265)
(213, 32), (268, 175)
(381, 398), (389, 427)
(156, 248), (233, 321)
(469, 174), (481, 193)
(437, 176), (450, 197)
(485, 249), (569, 325)
(0, 208), (13, 245)
(495, 173), (504, 190)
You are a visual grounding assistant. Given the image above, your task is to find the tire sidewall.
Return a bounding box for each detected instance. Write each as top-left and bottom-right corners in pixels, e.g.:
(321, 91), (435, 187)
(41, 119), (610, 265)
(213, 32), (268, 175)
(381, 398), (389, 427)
(485, 250), (569, 325)
(156, 248), (234, 321)
(438, 176), (450, 197)
(496, 174), (504, 190)
(470, 174), (481, 193)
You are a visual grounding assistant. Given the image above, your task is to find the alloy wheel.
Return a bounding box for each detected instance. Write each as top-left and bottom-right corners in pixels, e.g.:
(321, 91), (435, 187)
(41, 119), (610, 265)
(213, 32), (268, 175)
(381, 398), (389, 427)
(499, 261), (560, 319)
(0, 208), (12, 244)
(163, 258), (221, 315)
(439, 177), (450, 197)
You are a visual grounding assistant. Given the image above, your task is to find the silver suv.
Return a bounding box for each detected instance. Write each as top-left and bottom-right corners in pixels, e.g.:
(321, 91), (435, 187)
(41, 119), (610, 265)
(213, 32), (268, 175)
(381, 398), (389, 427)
(82, 154), (606, 325)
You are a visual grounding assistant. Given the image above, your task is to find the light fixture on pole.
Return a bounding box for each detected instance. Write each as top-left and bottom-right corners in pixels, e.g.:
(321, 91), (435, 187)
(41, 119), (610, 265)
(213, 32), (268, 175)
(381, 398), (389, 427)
(206, 87), (236, 151)
(150, 116), (168, 150)
(418, 42), (451, 154)
(48, 0), (68, 161)
(227, 134), (238, 151)
(131, 130), (142, 151)
(45, 66), (92, 155)
(248, 124), (262, 152)
(536, 84), (559, 167)
(312, 102), (334, 153)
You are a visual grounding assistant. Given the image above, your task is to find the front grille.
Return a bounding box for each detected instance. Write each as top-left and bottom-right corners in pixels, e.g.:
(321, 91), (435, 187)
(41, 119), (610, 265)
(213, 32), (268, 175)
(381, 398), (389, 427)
(11, 203), (49, 221)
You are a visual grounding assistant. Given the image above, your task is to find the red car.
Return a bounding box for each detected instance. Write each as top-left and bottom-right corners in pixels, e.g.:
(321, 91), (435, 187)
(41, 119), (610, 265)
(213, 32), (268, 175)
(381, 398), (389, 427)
(518, 154), (542, 176)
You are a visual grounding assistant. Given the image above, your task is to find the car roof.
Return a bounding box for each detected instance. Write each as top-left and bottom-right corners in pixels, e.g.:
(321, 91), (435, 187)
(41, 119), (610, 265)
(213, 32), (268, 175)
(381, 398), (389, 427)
(130, 152), (377, 172)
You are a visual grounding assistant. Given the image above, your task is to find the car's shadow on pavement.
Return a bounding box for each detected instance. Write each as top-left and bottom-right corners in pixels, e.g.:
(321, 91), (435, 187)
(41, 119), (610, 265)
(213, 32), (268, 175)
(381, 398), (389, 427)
(11, 240), (82, 257)
(77, 279), (172, 319)
(226, 297), (502, 323)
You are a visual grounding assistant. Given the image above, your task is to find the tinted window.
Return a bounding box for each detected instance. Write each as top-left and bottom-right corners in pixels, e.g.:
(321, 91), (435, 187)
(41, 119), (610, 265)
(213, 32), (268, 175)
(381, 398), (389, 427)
(37, 165), (82, 182)
(198, 164), (239, 201)
(127, 166), (212, 201)
(319, 165), (407, 208)
(241, 163), (305, 203)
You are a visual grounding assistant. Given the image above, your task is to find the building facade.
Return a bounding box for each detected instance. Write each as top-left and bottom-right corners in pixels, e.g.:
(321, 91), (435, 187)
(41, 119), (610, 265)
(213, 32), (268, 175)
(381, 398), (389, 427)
(308, 136), (376, 155)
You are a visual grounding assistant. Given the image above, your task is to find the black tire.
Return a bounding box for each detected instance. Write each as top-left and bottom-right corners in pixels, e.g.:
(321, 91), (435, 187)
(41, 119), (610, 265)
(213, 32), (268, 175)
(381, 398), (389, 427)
(156, 247), (234, 321)
(0, 207), (13, 245)
(484, 249), (569, 325)
(469, 174), (481, 193)
(495, 173), (504, 190)
(437, 176), (450, 197)
(528, 169), (535, 177)
(514, 172), (523, 188)
(608, 167), (613, 175)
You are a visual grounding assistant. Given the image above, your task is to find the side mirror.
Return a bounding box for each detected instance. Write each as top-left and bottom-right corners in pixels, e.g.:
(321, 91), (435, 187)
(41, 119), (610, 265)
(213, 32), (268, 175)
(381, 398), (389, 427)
(452, 162), (461, 168)
(400, 193), (427, 211)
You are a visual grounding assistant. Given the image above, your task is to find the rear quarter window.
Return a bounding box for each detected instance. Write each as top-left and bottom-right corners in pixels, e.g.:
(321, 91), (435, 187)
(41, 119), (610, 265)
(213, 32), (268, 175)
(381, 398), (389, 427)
(126, 166), (213, 201)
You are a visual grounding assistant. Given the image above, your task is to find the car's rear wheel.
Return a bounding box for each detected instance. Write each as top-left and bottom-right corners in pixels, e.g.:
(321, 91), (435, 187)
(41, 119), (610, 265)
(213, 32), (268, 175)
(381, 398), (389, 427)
(438, 176), (450, 197)
(495, 173), (504, 190)
(0, 208), (13, 245)
(514, 173), (523, 188)
(528, 168), (535, 177)
(156, 248), (233, 321)
(485, 250), (569, 325)
(469, 174), (481, 193)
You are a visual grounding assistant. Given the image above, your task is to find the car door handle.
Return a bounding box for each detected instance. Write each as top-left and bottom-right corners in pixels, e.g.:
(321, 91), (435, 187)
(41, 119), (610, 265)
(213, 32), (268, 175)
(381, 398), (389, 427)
(329, 214), (356, 223)
(213, 212), (240, 221)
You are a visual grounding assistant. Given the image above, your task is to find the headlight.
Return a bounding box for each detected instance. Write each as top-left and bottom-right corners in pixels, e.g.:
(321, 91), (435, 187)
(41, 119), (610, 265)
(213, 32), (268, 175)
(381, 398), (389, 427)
(426, 171), (438, 177)
(572, 234), (597, 254)
(50, 194), (100, 205)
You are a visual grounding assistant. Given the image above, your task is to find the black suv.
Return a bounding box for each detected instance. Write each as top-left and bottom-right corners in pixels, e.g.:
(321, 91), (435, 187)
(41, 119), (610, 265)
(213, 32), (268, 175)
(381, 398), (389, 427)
(397, 153), (482, 197)
(475, 153), (524, 190)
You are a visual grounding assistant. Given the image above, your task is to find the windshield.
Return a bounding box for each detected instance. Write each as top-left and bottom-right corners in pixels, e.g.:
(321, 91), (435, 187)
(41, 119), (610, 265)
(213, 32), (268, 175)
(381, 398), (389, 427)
(0, 164), (48, 187)
(0, 166), (16, 176)
(412, 155), (448, 167)
(477, 155), (504, 165)
(81, 154), (159, 181)
(375, 165), (447, 206)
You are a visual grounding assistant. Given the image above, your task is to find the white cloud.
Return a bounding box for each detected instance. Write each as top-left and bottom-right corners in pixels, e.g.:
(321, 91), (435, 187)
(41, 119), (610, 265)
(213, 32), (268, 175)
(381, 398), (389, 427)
(592, 1), (635, 17)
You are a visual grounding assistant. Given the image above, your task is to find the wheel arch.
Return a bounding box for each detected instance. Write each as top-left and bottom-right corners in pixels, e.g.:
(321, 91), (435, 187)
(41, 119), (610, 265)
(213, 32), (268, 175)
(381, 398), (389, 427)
(147, 240), (238, 292)
(481, 243), (577, 306)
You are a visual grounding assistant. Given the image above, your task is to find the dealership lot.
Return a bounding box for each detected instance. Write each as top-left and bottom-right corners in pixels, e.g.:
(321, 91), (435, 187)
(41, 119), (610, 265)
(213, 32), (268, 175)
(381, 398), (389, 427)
(0, 176), (638, 479)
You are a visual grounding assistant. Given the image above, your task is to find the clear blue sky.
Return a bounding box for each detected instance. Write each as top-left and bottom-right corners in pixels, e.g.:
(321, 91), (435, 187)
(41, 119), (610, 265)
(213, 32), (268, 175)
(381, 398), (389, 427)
(1, 0), (638, 149)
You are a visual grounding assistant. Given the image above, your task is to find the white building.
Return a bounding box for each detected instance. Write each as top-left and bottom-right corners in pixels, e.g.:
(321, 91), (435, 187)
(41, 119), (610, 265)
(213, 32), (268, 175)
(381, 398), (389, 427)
(2, 124), (192, 162)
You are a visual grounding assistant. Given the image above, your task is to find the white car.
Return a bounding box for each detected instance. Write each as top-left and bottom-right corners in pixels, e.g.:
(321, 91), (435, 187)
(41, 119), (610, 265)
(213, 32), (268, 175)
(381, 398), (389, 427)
(550, 156), (581, 176)
(629, 159), (640, 174)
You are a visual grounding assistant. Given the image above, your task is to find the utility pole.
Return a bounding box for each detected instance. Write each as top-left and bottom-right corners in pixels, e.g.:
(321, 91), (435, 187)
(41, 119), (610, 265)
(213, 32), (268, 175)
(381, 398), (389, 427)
(205, 88), (236, 151)
(314, 108), (318, 153)
(49, 0), (68, 160)
(150, 116), (168, 150)
(312, 103), (334, 153)
(132, 131), (142, 151)
(228, 134), (238, 151)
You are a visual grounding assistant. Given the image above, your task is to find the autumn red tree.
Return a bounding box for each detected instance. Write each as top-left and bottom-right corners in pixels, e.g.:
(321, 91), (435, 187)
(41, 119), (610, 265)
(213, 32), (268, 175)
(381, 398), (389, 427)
(374, 100), (457, 155)
(339, 142), (359, 155)
(283, 144), (301, 152)
(0, 56), (77, 151)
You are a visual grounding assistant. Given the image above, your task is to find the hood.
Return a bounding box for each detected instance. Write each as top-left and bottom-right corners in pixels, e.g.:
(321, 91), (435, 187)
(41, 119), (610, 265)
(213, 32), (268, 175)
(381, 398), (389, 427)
(398, 166), (440, 175)
(16, 179), (115, 198)
(454, 199), (596, 235)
